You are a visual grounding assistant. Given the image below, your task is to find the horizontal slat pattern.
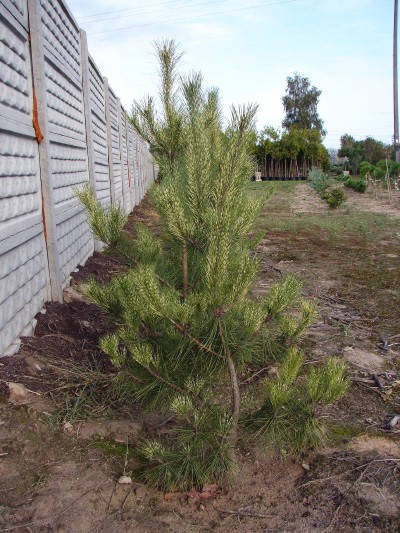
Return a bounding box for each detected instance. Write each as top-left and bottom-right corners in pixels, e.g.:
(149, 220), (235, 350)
(41, 0), (93, 286)
(0, 4), (48, 356)
(87, 55), (111, 206)
(0, 0), (156, 356)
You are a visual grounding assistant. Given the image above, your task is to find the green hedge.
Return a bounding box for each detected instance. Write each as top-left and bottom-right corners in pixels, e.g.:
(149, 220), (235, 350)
(345, 178), (367, 193)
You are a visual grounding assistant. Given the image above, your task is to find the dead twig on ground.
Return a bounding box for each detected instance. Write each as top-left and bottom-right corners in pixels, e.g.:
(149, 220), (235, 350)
(351, 378), (384, 396)
(299, 458), (400, 489)
(328, 316), (378, 334)
(321, 501), (346, 532)
(316, 295), (347, 304)
(119, 486), (133, 514)
(351, 376), (375, 384)
(106, 482), (117, 514)
(217, 508), (273, 519)
(373, 374), (385, 391)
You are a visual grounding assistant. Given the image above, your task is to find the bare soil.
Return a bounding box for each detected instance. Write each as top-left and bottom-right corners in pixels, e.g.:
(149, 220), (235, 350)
(0, 186), (399, 532)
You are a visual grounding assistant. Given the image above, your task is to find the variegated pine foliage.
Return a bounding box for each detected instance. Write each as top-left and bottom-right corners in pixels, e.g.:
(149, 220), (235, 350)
(78, 44), (348, 491)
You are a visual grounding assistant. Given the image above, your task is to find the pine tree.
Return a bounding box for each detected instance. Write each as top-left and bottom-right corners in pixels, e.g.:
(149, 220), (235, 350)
(78, 45), (348, 491)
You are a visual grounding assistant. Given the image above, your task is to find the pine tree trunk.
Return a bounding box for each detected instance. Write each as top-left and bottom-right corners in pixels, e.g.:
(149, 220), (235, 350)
(218, 319), (240, 458)
(182, 241), (188, 299)
(226, 351), (240, 466)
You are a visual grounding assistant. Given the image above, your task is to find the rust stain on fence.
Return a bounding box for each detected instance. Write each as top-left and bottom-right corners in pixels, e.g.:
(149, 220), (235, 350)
(32, 90), (43, 143)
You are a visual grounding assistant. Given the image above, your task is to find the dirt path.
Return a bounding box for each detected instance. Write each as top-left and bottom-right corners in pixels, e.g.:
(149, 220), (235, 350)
(292, 182), (400, 218)
(1, 187), (399, 532)
(345, 189), (400, 219)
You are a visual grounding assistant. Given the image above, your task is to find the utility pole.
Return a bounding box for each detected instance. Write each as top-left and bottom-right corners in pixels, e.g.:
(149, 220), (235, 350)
(394, 0), (400, 161)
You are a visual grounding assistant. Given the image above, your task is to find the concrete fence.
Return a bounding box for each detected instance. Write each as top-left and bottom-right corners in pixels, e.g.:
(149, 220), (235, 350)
(0, 0), (157, 356)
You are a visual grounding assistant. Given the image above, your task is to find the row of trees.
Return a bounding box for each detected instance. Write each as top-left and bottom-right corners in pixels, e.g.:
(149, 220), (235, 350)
(360, 159), (400, 180)
(255, 74), (396, 180)
(337, 134), (392, 175)
(252, 73), (329, 177)
(252, 126), (329, 177)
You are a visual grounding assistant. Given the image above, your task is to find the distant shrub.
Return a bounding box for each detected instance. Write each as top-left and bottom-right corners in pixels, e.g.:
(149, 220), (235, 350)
(333, 174), (348, 183)
(330, 163), (344, 176)
(322, 188), (347, 209)
(308, 167), (330, 193)
(359, 161), (374, 177)
(345, 178), (367, 193)
(374, 160), (400, 180)
(359, 160), (400, 181)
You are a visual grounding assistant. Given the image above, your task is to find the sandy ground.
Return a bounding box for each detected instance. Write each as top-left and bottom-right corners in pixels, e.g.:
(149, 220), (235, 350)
(0, 185), (399, 532)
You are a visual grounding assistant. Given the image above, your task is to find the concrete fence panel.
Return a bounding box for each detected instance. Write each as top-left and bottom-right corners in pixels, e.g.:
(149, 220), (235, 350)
(0, 0), (157, 356)
(38, 0), (93, 288)
(105, 82), (122, 206)
(81, 32), (111, 208)
(0, 0), (49, 356)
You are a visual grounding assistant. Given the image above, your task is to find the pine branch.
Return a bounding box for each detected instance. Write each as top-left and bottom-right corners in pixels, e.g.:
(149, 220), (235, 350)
(140, 362), (187, 396)
(173, 320), (224, 360)
(114, 245), (176, 291)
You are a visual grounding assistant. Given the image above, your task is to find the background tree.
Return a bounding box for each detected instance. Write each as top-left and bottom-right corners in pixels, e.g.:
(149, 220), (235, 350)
(338, 134), (363, 174)
(363, 136), (389, 164)
(282, 73), (326, 134)
(253, 126), (329, 177)
(250, 73), (328, 177)
(338, 134), (390, 174)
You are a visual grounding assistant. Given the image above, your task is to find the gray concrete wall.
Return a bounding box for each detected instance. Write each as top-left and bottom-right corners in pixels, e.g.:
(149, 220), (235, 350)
(0, 0), (157, 356)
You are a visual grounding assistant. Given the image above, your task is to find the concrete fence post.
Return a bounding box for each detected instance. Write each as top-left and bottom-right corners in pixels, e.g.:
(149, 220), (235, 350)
(134, 137), (138, 207)
(27, 0), (63, 302)
(80, 29), (96, 193)
(117, 98), (128, 213)
(126, 122), (135, 208)
(141, 142), (145, 199)
(104, 77), (116, 204)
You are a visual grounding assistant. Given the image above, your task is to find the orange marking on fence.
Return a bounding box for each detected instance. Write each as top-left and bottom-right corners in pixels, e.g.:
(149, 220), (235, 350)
(32, 90), (43, 143)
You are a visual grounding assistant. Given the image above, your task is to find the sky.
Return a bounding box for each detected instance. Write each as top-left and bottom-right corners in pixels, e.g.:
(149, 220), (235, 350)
(67, 0), (395, 149)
